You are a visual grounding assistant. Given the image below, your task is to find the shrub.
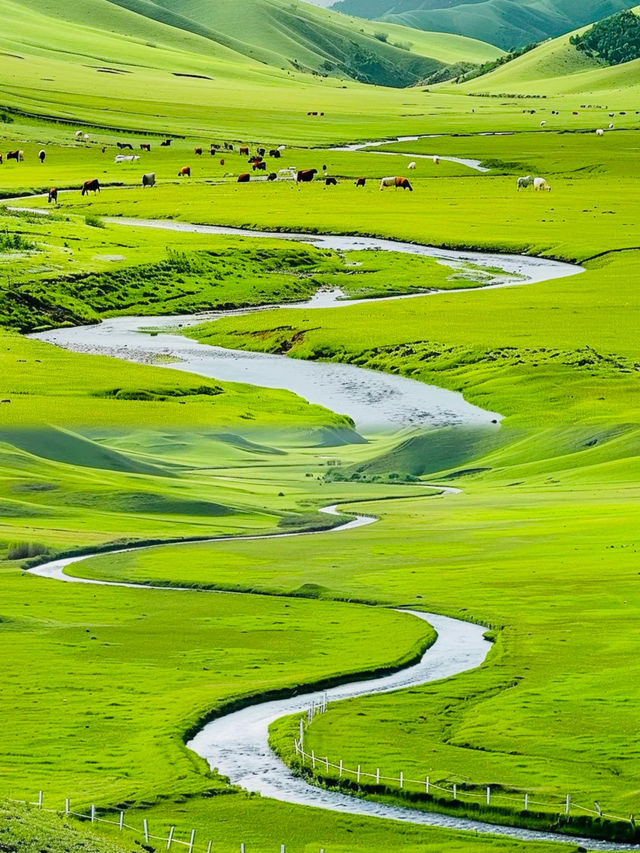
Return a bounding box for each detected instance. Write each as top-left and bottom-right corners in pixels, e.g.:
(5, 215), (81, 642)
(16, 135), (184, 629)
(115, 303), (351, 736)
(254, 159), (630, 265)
(7, 541), (48, 560)
(84, 214), (105, 229)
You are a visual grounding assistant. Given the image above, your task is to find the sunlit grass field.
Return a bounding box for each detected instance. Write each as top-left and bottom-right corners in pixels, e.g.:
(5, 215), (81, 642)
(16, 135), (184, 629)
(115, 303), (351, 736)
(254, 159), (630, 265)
(2, 13), (640, 848)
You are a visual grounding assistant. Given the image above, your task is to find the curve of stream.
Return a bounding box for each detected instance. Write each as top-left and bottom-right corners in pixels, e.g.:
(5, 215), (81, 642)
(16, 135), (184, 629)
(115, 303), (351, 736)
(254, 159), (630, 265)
(28, 508), (636, 851)
(24, 215), (622, 848)
(30, 218), (583, 432)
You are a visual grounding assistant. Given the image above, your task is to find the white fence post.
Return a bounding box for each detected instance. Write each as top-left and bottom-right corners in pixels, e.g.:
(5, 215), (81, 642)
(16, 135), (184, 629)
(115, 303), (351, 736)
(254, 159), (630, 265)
(240, 844), (245, 853)
(167, 826), (175, 849)
(38, 791), (43, 809)
(565, 794), (570, 815)
(281, 845), (286, 853)
(143, 819), (149, 844)
(325, 757), (329, 772)
(299, 718), (304, 747)
(356, 765), (361, 784)
(65, 798), (69, 816)
(339, 759), (343, 778)
(452, 784), (457, 800)
(399, 772), (404, 789)
(595, 802), (602, 817)
(311, 751), (316, 770)
(425, 776), (429, 794)
(188, 829), (195, 853)
(91, 805), (95, 823)
(376, 768), (380, 785)
(486, 786), (491, 806)
(206, 842), (212, 853)
(524, 793), (529, 811)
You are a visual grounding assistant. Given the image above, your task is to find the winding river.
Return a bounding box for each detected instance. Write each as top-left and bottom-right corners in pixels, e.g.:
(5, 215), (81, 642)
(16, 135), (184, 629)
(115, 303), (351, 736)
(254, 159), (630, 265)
(25, 218), (624, 848)
(31, 219), (582, 432)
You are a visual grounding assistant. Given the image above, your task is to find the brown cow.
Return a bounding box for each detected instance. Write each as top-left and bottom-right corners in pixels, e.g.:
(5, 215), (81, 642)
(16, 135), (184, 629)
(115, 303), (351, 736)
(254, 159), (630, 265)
(239, 146), (249, 156)
(220, 159), (225, 166)
(252, 161), (267, 171)
(296, 168), (317, 183)
(178, 166), (191, 177)
(237, 173), (250, 183)
(394, 176), (412, 191)
(48, 188), (58, 204)
(140, 143), (151, 152)
(81, 179), (100, 195)
(355, 177), (366, 187)
(0, 154), (3, 165)
(194, 147), (203, 155)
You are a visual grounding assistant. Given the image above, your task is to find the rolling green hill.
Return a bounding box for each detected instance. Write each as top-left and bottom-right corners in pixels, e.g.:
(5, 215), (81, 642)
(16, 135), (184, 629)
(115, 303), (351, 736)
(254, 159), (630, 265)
(332, 0), (639, 50)
(105, 0), (501, 83)
(448, 4), (640, 95)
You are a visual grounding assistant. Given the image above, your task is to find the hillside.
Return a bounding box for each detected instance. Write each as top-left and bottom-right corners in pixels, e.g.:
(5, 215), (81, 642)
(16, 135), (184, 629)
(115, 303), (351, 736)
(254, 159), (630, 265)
(102, 0), (500, 84)
(332, 0), (639, 50)
(449, 4), (640, 95)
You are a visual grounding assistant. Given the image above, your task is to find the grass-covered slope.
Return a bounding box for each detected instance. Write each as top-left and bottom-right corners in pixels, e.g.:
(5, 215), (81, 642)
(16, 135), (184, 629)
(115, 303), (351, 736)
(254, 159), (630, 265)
(451, 5), (640, 94)
(106, 0), (500, 84)
(0, 801), (129, 853)
(333, 0), (638, 50)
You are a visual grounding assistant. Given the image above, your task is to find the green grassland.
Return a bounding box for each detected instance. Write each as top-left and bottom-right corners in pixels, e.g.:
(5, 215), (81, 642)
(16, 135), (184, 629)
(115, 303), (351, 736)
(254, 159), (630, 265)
(0, 206), (498, 331)
(2, 6), (640, 849)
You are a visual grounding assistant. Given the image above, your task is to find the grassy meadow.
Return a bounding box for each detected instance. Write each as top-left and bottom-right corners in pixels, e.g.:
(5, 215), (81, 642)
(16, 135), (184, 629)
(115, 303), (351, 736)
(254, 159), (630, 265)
(1, 4), (640, 848)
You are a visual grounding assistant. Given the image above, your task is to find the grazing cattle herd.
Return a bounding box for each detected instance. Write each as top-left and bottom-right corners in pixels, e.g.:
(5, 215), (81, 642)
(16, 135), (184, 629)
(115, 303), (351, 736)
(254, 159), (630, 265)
(0, 127), (569, 204)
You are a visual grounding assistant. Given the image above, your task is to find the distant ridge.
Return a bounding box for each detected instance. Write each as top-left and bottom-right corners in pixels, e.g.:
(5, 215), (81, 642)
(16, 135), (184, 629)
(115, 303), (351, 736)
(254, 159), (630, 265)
(332, 0), (639, 50)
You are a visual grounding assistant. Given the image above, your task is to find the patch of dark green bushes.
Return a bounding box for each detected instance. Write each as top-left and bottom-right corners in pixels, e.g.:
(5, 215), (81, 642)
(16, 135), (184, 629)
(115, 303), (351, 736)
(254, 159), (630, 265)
(571, 10), (640, 66)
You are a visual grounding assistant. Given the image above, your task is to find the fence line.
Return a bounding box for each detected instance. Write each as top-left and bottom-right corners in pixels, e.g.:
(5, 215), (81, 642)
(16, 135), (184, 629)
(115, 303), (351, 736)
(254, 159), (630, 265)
(4, 790), (326, 853)
(293, 733), (635, 827)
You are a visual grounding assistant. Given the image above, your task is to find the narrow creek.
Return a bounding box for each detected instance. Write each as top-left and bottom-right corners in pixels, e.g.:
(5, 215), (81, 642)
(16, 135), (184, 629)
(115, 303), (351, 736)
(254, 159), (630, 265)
(30, 218), (583, 432)
(25, 219), (621, 849)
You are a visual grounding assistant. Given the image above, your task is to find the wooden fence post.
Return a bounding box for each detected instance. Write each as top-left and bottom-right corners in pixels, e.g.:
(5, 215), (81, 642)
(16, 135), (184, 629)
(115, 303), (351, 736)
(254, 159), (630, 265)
(167, 826), (175, 849)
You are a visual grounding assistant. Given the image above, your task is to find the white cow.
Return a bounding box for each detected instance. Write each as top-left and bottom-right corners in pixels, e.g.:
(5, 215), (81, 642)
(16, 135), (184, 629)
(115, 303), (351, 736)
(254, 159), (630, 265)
(596, 128), (605, 136)
(432, 155), (440, 165)
(83, 133), (90, 141)
(407, 161), (416, 170)
(74, 130), (82, 138)
(115, 154), (140, 163)
(534, 177), (551, 192)
(540, 120), (546, 127)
